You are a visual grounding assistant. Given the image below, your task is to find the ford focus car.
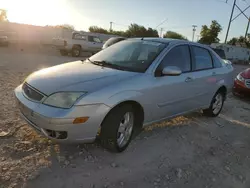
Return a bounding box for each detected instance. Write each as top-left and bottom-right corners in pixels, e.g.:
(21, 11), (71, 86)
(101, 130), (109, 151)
(15, 38), (234, 152)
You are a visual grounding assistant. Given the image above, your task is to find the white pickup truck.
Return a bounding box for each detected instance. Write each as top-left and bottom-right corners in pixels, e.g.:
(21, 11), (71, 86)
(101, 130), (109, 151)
(53, 32), (103, 57)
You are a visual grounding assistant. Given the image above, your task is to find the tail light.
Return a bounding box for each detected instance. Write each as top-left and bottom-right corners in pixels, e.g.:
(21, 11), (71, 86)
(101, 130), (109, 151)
(64, 40), (67, 46)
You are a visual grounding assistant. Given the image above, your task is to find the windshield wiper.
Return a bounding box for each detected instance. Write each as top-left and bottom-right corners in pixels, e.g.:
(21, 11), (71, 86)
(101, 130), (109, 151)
(88, 59), (127, 71)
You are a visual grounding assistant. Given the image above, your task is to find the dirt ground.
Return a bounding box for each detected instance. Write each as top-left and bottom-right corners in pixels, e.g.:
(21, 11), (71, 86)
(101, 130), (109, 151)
(0, 47), (250, 188)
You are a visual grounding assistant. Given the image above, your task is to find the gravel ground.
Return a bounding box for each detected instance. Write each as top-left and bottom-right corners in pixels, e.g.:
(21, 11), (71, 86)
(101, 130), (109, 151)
(0, 48), (250, 188)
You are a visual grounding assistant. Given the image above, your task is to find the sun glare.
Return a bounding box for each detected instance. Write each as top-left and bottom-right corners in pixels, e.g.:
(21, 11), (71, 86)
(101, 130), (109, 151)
(1, 0), (70, 26)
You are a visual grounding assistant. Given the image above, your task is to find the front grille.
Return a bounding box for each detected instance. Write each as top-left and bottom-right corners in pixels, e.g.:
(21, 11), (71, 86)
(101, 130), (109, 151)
(246, 79), (250, 88)
(22, 83), (44, 101)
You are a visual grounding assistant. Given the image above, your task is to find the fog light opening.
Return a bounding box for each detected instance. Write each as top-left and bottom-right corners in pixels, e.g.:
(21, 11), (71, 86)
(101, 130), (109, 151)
(45, 129), (67, 139)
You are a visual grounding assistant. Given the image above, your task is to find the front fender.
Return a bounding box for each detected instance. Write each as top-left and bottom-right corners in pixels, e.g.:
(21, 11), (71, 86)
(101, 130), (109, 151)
(106, 90), (144, 107)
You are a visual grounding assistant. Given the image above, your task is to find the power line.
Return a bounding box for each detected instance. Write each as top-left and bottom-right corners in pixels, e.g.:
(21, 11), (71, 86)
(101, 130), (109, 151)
(225, 0), (237, 43)
(155, 18), (168, 29)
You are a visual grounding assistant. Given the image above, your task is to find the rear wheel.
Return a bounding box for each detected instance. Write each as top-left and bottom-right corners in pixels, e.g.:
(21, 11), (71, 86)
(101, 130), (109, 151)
(100, 105), (135, 152)
(72, 46), (81, 57)
(203, 91), (225, 117)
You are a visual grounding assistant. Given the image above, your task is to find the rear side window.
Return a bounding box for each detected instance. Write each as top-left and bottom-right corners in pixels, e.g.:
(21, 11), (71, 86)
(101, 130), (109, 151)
(192, 46), (213, 70)
(158, 45), (191, 73)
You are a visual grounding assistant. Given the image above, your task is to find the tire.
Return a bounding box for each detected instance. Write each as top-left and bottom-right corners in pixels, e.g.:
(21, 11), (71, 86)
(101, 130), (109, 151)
(203, 90), (225, 117)
(72, 46), (81, 57)
(100, 104), (135, 152)
(60, 50), (68, 56)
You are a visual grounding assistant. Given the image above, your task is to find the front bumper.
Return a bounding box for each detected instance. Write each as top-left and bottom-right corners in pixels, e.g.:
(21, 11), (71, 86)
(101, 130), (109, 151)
(233, 79), (250, 94)
(14, 85), (111, 143)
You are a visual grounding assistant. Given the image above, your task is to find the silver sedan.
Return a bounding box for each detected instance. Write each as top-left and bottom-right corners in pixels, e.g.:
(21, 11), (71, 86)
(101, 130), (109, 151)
(15, 38), (234, 152)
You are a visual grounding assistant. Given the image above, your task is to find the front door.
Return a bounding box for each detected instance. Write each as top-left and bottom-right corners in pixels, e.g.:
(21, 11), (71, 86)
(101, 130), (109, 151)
(149, 45), (198, 121)
(88, 36), (103, 53)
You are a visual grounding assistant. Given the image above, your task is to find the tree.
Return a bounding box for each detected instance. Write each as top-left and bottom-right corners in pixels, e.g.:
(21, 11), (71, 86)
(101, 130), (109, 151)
(125, 24), (159, 37)
(163, 31), (187, 40)
(89, 26), (109, 34)
(145, 27), (159, 37)
(88, 24), (159, 37)
(227, 35), (250, 48)
(199, 20), (222, 44)
(227, 37), (238, 45)
(55, 24), (75, 30)
(0, 9), (8, 22)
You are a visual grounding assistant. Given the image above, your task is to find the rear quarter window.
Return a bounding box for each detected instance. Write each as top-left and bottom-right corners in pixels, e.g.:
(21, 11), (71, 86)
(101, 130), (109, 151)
(211, 52), (223, 68)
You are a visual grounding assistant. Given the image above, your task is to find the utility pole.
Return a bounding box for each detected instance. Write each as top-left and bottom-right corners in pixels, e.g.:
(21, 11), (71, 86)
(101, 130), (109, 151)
(109, 22), (113, 31)
(160, 28), (164, 38)
(192, 25), (197, 42)
(225, 0), (237, 43)
(245, 17), (250, 40)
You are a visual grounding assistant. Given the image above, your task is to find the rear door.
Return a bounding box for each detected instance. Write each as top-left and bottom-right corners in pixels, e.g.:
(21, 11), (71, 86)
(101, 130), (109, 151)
(190, 45), (217, 107)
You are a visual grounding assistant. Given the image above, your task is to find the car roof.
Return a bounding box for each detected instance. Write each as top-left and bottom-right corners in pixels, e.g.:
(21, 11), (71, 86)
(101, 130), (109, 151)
(128, 37), (208, 48)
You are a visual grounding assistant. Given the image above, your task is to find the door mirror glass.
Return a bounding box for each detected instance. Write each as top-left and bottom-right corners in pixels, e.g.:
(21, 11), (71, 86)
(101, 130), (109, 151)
(162, 66), (182, 76)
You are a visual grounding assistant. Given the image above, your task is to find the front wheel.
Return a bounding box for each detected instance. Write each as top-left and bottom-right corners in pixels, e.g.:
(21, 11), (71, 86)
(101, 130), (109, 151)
(203, 91), (225, 117)
(100, 105), (135, 152)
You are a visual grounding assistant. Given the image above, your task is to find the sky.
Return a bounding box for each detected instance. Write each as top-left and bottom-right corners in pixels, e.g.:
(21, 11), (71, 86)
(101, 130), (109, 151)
(1, 0), (250, 41)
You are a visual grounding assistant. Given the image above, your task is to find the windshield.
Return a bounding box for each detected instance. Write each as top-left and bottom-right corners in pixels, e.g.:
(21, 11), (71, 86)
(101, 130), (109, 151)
(89, 40), (166, 72)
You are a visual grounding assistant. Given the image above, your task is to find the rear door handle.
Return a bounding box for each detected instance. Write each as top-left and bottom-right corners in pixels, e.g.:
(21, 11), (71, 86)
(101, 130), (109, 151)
(212, 72), (216, 75)
(185, 77), (193, 82)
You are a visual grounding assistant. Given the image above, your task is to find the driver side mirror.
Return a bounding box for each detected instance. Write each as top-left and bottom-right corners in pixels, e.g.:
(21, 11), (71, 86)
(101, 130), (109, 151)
(162, 66), (182, 76)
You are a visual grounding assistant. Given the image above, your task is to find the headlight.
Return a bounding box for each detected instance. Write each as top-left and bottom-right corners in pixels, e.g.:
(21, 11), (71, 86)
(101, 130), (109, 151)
(43, 92), (86, 109)
(236, 74), (245, 82)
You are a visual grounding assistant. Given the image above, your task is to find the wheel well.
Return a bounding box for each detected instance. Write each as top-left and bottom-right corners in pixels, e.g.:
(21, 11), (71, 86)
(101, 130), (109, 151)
(218, 86), (227, 97)
(104, 101), (144, 129)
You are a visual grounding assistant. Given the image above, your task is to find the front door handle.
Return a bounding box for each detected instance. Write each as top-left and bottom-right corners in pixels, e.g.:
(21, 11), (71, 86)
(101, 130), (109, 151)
(212, 72), (216, 75)
(185, 77), (193, 82)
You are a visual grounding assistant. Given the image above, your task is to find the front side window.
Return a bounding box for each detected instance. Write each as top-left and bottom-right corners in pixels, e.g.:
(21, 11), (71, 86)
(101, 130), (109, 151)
(158, 45), (191, 73)
(89, 36), (102, 43)
(192, 46), (213, 70)
(88, 40), (166, 72)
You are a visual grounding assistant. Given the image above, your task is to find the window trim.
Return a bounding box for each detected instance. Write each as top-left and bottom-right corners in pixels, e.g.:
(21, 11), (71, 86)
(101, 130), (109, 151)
(155, 44), (192, 77)
(190, 45), (214, 72)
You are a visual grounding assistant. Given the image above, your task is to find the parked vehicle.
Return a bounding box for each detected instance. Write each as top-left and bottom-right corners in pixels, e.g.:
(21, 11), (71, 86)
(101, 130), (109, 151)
(15, 38), (234, 152)
(0, 36), (9, 47)
(233, 68), (250, 95)
(54, 31), (103, 57)
(102, 37), (126, 49)
(211, 43), (250, 61)
(212, 48), (226, 59)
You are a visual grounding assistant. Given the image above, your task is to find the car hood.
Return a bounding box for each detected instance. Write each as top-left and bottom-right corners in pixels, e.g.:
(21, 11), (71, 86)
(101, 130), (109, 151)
(241, 68), (250, 79)
(25, 61), (138, 95)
